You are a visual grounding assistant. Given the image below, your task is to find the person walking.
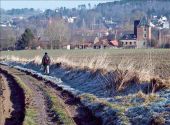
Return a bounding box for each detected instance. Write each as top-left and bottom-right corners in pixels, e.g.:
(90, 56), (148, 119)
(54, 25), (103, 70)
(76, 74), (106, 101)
(42, 52), (51, 74)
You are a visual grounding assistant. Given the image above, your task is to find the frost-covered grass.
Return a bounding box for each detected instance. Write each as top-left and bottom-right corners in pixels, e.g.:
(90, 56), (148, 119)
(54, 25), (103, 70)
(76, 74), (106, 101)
(2, 62), (170, 125)
(80, 90), (170, 125)
(1, 49), (170, 95)
(80, 93), (131, 124)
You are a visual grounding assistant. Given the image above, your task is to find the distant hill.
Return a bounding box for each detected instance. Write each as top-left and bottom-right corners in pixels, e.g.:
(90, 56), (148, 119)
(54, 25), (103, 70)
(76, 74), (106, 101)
(1, 0), (170, 31)
(96, 0), (170, 20)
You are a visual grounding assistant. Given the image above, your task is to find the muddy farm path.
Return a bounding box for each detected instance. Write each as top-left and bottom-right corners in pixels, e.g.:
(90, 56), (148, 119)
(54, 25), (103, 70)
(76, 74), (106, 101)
(0, 65), (101, 125)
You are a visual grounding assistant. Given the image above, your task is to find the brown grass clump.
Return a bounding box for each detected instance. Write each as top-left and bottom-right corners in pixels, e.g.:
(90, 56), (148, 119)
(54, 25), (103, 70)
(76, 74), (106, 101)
(150, 116), (165, 125)
(115, 69), (140, 91)
(150, 78), (170, 93)
(136, 91), (160, 105)
(136, 91), (146, 99)
(103, 69), (140, 93)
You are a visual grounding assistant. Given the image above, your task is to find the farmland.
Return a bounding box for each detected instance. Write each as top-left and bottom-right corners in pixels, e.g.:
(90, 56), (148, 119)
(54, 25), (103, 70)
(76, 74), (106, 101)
(1, 48), (170, 125)
(1, 49), (170, 78)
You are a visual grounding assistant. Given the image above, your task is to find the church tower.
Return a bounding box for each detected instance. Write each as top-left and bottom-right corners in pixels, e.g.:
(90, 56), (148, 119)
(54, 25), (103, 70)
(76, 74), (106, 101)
(137, 17), (151, 48)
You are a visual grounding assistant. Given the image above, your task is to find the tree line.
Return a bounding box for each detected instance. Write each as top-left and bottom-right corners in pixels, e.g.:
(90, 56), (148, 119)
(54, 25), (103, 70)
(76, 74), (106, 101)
(0, 19), (70, 50)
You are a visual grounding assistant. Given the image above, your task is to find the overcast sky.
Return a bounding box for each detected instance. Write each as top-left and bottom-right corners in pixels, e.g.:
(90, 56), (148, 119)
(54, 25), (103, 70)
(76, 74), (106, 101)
(1, 0), (115, 10)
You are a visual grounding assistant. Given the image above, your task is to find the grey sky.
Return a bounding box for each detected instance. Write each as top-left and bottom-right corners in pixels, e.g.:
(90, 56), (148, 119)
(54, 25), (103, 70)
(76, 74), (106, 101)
(1, 0), (114, 10)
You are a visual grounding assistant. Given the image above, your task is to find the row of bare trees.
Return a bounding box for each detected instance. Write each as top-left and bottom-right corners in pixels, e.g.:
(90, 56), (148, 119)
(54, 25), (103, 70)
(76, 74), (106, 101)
(44, 19), (71, 49)
(0, 27), (16, 50)
(0, 19), (71, 50)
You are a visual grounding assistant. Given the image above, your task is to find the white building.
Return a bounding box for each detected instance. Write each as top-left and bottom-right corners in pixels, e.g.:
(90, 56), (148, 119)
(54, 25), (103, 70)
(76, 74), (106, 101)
(163, 20), (170, 29)
(66, 45), (71, 50)
(67, 17), (77, 23)
(151, 15), (170, 29)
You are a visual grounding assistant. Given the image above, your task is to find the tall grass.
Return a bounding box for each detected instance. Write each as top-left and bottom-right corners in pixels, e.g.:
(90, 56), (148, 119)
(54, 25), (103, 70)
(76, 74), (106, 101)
(1, 49), (170, 93)
(1, 53), (110, 70)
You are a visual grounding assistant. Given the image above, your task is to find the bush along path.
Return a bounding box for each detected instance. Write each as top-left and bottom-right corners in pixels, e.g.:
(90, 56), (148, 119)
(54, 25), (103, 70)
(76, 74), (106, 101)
(0, 65), (102, 125)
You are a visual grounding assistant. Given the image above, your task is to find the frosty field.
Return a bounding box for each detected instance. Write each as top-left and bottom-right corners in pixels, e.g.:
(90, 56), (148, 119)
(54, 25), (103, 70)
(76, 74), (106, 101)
(1, 48), (170, 125)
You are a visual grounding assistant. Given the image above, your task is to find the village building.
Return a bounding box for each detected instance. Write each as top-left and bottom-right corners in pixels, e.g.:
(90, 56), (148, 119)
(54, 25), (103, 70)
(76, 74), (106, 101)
(63, 35), (118, 50)
(62, 44), (70, 49)
(136, 17), (152, 48)
(119, 17), (151, 48)
(119, 34), (137, 48)
(93, 39), (108, 49)
(158, 29), (170, 48)
(93, 37), (118, 49)
(110, 40), (119, 47)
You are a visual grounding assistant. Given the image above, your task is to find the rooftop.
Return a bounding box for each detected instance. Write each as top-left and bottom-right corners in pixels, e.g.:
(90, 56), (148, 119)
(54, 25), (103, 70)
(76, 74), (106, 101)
(138, 17), (150, 27)
(120, 34), (137, 40)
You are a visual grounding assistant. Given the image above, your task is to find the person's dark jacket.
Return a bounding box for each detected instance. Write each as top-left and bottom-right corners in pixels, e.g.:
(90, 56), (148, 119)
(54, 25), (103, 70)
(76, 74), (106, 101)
(42, 55), (51, 66)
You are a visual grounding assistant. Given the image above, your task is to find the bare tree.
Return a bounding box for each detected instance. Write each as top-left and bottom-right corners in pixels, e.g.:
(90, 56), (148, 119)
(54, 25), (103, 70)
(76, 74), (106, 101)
(0, 27), (16, 50)
(44, 19), (71, 49)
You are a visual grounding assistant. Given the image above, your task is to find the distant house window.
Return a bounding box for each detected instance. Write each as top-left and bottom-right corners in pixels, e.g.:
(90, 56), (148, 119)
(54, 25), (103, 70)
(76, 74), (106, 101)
(144, 28), (146, 31)
(122, 42), (124, 45)
(143, 42), (145, 46)
(144, 34), (147, 38)
(126, 42), (128, 45)
(130, 42), (132, 45)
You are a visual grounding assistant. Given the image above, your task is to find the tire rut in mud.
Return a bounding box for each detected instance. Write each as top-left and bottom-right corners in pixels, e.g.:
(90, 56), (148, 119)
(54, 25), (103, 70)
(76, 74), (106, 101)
(2, 66), (60, 125)
(32, 82), (61, 125)
(1, 65), (71, 125)
(25, 70), (102, 125)
(0, 64), (102, 125)
(0, 74), (12, 125)
(0, 68), (25, 125)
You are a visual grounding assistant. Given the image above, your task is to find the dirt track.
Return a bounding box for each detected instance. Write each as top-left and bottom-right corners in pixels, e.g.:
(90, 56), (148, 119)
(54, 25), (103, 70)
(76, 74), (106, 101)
(0, 65), (101, 125)
(0, 74), (13, 125)
(0, 67), (25, 125)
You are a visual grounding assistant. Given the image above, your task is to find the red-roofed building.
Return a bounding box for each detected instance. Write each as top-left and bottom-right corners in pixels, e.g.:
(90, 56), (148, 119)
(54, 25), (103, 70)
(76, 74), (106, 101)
(110, 40), (119, 47)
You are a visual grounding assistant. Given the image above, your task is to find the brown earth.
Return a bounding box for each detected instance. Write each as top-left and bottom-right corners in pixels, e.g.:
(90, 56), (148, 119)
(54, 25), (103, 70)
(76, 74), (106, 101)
(0, 65), (101, 125)
(0, 74), (13, 125)
(0, 67), (25, 125)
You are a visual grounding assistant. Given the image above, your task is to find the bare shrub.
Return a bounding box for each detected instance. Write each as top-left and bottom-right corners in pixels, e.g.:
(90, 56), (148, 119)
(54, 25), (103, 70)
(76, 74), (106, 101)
(116, 70), (139, 91)
(101, 57), (140, 94)
(100, 69), (140, 97)
(150, 78), (170, 93)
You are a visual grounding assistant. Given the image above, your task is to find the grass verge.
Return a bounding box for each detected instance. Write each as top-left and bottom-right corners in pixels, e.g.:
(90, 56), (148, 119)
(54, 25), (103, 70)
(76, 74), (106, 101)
(44, 87), (76, 125)
(8, 71), (38, 125)
(24, 109), (37, 125)
(80, 93), (131, 124)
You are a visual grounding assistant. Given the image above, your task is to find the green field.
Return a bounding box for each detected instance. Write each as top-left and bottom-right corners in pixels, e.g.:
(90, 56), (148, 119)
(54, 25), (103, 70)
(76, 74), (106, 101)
(1, 49), (170, 79)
